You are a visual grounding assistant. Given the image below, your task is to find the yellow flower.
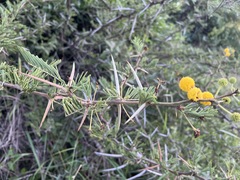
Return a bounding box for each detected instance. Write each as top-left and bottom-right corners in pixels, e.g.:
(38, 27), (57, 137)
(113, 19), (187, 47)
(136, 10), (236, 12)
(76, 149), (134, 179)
(200, 91), (214, 106)
(179, 77), (195, 92)
(224, 47), (235, 57)
(187, 87), (203, 102)
(224, 48), (231, 57)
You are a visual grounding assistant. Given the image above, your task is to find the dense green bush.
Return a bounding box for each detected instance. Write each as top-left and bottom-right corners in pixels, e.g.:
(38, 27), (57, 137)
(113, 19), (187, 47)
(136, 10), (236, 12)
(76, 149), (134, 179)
(0, 0), (240, 179)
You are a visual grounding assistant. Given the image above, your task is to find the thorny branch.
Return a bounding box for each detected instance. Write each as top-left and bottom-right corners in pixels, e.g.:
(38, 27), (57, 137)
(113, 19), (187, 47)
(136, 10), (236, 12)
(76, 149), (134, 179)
(89, 0), (165, 36)
(1, 80), (238, 107)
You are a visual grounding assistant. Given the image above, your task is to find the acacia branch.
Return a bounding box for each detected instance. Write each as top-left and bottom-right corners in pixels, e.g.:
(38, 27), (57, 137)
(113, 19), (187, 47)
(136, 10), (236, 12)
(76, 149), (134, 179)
(1, 81), (238, 108)
(0, 80), (188, 106)
(0, 81), (22, 91)
(0, 81), (49, 99)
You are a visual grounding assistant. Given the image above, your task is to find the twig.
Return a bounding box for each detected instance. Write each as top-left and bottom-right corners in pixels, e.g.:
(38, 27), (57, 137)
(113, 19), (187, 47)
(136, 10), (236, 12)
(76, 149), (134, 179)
(0, 81), (49, 99)
(210, 0), (225, 15)
(215, 89), (239, 99)
(129, 15), (138, 40)
(89, 11), (135, 36)
(99, 0), (111, 10)
(20, 72), (67, 92)
(89, 0), (164, 36)
(157, 140), (162, 162)
(0, 81), (22, 90)
(116, 136), (207, 180)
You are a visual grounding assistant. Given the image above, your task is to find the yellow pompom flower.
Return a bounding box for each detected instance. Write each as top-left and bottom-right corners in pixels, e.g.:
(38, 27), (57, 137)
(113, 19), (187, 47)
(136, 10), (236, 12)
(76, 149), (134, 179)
(224, 48), (231, 57)
(187, 87), (203, 102)
(224, 47), (235, 57)
(200, 91), (214, 106)
(179, 77), (195, 92)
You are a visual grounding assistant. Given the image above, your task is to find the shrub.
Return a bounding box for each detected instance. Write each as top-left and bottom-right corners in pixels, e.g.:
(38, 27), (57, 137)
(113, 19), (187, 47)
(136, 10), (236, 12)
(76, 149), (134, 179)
(0, 1), (240, 179)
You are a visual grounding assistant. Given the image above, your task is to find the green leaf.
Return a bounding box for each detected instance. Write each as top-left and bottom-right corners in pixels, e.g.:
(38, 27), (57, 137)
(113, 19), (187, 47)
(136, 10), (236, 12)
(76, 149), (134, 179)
(73, 72), (92, 98)
(139, 86), (157, 104)
(131, 36), (144, 52)
(124, 86), (140, 99)
(18, 46), (64, 83)
(62, 96), (83, 116)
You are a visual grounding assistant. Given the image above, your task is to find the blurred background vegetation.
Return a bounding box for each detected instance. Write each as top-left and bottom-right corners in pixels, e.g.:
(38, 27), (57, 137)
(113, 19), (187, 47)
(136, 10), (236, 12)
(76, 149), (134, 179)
(0, 0), (240, 179)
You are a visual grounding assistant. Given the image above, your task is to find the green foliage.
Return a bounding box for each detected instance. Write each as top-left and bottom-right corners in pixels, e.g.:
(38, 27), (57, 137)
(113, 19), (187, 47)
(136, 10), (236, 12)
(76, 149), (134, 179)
(139, 86), (157, 104)
(0, 62), (20, 84)
(18, 47), (64, 83)
(73, 72), (92, 98)
(0, 0), (240, 179)
(0, 1), (27, 51)
(131, 36), (144, 53)
(62, 96), (83, 116)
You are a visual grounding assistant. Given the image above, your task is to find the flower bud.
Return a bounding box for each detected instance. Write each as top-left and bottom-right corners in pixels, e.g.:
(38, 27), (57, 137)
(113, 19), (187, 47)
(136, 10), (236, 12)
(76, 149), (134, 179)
(194, 129), (200, 138)
(229, 77), (237, 84)
(218, 78), (228, 87)
(222, 97), (231, 104)
(231, 112), (240, 122)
